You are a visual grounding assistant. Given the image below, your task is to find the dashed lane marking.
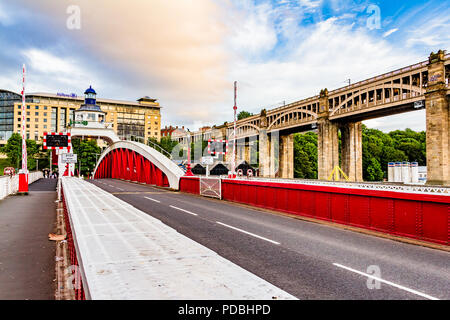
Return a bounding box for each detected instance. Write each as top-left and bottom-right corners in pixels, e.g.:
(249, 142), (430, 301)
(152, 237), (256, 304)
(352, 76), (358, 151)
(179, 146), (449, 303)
(216, 221), (281, 245)
(169, 205), (198, 216)
(145, 197), (161, 203)
(333, 263), (439, 300)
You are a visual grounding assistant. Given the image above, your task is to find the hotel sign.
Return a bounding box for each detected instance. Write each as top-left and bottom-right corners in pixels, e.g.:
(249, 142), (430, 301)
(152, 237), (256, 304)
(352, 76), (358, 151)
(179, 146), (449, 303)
(57, 92), (78, 98)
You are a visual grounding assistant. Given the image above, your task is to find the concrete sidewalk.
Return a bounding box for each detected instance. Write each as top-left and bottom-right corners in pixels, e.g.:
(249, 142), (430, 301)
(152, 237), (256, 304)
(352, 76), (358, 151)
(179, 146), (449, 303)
(0, 178), (57, 299)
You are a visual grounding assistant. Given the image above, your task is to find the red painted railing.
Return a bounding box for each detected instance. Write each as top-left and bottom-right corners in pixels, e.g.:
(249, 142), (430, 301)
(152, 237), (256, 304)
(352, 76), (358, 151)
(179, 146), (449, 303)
(179, 177), (449, 246)
(61, 185), (86, 300)
(221, 179), (449, 246)
(179, 176), (200, 194)
(95, 148), (169, 187)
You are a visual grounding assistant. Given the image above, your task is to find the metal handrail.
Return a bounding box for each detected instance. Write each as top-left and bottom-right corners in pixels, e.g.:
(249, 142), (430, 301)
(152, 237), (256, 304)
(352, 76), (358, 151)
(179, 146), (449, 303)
(229, 177), (450, 195)
(147, 140), (173, 159)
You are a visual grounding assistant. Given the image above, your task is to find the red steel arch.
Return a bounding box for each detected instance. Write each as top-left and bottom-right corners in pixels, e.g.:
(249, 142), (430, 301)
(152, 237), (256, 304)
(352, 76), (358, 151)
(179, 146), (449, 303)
(94, 148), (169, 187)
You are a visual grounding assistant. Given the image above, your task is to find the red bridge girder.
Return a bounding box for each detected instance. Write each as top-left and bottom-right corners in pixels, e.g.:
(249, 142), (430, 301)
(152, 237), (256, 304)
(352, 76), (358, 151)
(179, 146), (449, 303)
(94, 148), (169, 188)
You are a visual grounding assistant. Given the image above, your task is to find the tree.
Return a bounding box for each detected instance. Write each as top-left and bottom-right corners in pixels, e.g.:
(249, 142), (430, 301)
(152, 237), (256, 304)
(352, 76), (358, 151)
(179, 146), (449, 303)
(237, 111), (253, 121)
(0, 133), (41, 170)
(365, 158), (384, 181)
(293, 132), (318, 179)
(72, 138), (101, 176)
(148, 136), (179, 157)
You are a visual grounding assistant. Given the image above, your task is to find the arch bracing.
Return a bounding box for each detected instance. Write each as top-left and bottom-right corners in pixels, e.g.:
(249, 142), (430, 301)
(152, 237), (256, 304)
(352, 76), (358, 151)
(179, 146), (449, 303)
(94, 141), (184, 189)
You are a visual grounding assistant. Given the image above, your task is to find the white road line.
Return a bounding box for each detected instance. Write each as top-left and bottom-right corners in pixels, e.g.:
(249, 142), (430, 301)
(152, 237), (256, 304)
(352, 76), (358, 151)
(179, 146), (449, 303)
(169, 205), (198, 216)
(116, 187), (125, 191)
(333, 263), (439, 300)
(145, 197), (161, 203)
(216, 222), (280, 245)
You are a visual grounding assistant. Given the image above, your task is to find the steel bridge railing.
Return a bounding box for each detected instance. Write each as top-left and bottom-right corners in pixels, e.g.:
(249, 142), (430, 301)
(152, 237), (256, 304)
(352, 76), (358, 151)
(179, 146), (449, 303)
(146, 140), (173, 160)
(228, 177), (450, 195)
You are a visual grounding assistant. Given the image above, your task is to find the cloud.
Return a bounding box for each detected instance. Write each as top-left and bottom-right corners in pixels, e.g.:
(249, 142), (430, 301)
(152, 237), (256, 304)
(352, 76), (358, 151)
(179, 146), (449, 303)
(383, 28), (398, 38)
(229, 17), (421, 115)
(4, 0), (442, 132)
(13, 0), (231, 123)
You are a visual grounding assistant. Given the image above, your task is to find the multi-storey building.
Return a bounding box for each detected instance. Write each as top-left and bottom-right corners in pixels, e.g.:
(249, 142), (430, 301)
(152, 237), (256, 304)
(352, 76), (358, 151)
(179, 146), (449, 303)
(0, 88), (161, 147)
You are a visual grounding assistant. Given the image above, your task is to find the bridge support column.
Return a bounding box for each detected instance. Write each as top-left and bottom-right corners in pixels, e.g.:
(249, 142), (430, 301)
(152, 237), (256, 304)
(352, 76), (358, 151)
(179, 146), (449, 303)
(340, 122), (363, 182)
(279, 134), (294, 179)
(317, 89), (339, 180)
(425, 50), (449, 185)
(244, 141), (251, 164)
(269, 131), (279, 178)
(259, 130), (271, 177)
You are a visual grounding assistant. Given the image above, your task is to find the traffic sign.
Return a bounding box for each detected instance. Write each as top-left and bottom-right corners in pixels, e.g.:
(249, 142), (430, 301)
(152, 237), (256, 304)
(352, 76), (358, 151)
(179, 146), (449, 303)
(61, 153), (77, 163)
(201, 156), (214, 165)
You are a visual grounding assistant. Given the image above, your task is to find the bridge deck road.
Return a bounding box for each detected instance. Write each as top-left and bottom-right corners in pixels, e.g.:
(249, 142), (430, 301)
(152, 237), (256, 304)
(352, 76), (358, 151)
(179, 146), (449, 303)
(0, 178), (57, 299)
(90, 178), (450, 300)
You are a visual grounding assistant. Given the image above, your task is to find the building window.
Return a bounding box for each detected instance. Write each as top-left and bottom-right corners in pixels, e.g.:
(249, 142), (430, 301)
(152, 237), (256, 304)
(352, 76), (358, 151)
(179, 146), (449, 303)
(27, 105), (30, 109)
(17, 118), (20, 122)
(27, 112), (30, 116)
(44, 106), (48, 110)
(35, 112), (39, 116)
(35, 106), (39, 109)
(35, 118), (38, 122)
(60, 108), (67, 129)
(17, 124), (20, 128)
(35, 125), (38, 129)
(44, 112), (47, 116)
(27, 118), (30, 122)
(18, 111), (21, 115)
(26, 124), (30, 129)
(44, 125), (47, 129)
(44, 119), (47, 123)
(51, 107), (58, 132)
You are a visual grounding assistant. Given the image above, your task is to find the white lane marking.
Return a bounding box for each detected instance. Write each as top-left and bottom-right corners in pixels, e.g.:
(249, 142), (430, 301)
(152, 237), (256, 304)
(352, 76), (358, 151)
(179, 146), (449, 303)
(333, 263), (439, 300)
(216, 222), (280, 245)
(116, 187), (125, 191)
(108, 185), (115, 188)
(145, 197), (161, 203)
(169, 205), (198, 216)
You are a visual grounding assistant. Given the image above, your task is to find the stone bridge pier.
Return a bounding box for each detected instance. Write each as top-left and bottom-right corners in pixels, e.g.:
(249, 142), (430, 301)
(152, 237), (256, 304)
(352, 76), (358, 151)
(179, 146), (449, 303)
(425, 50), (449, 186)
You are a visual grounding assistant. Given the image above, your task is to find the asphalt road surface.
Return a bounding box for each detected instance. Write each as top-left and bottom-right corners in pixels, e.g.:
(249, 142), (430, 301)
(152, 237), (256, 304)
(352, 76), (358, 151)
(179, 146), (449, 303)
(90, 178), (450, 300)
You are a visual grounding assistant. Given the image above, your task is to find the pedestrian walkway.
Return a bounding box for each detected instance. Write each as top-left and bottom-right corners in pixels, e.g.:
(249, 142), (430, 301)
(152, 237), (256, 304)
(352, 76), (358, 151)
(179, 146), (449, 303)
(0, 178), (57, 299)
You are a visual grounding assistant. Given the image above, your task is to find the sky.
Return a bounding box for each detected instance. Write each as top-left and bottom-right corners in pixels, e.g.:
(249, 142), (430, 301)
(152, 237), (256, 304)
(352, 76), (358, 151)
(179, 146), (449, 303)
(0, 0), (449, 132)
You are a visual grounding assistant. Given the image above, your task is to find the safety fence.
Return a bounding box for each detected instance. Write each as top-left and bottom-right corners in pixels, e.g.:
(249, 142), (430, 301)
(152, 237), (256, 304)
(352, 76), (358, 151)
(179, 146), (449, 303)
(179, 177), (450, 246)
(0, 171), (43, 200)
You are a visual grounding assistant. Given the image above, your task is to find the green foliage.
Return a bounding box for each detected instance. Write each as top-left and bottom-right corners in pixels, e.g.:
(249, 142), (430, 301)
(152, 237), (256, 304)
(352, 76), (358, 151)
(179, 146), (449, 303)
(365, 158), (384, 181)
(293, 132), (318, 179)
(237, 111), (253, 121)
(190, 140), (209, 161)
(148, 136), (180, 157)
(72, 138), (101, 176)
(361, 126), (425, 181)
(0, 158), (12, 176)
(0, 133), (42, 171)
(292, 126), (427, 182)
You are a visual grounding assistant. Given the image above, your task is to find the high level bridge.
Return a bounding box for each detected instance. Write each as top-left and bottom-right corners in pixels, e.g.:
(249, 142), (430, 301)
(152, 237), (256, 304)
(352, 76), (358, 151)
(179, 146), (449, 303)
(200, 50), (449, 185)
